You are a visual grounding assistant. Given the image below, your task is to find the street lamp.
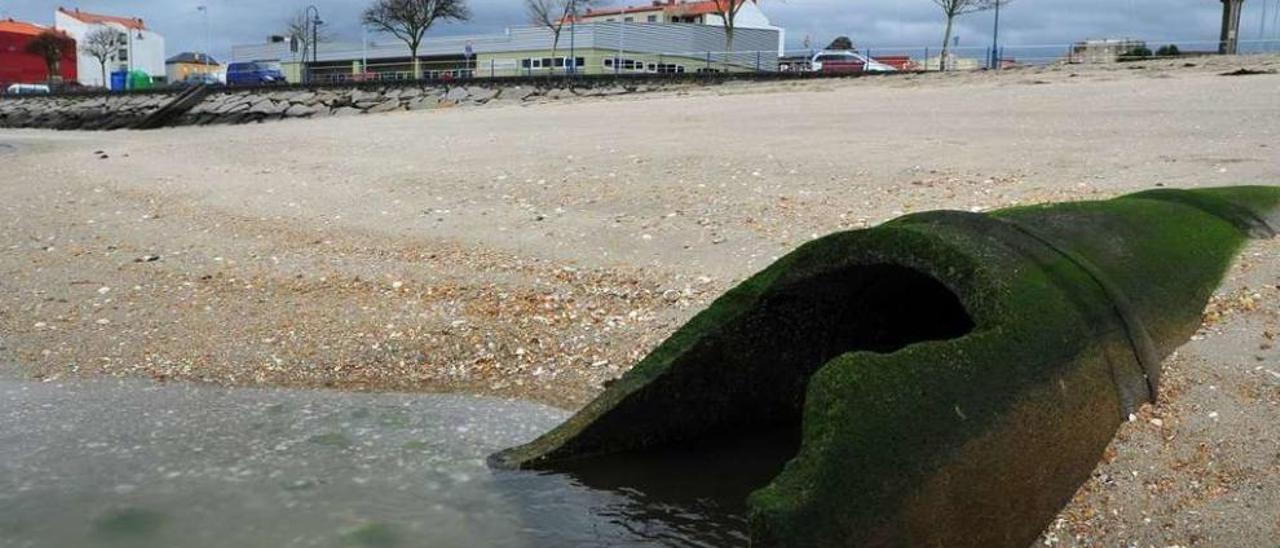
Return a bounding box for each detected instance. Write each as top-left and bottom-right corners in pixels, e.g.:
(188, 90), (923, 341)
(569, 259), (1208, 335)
(304, 5), (323, 83)
(197, 5), (210, 66)
(989, 0), (1002, 70)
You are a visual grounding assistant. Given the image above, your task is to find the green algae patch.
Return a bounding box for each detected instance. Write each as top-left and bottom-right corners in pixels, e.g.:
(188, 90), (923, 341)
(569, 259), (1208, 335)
(491, 186), (1279, 547)
(308, 432), (353, 448)
(341, 522), (401, 547)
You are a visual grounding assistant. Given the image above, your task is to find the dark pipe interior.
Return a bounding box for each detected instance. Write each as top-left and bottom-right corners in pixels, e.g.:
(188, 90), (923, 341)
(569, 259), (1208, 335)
(561, 265), (974, 533)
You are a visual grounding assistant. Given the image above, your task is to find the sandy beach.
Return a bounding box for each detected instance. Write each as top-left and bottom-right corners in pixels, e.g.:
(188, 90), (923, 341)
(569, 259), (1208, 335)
(2, 54), (1278, 545)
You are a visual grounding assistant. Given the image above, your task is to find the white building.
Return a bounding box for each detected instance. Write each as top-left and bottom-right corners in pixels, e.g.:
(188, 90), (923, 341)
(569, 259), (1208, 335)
(577, 0), (785, 55)
(55, 7), (165, 87)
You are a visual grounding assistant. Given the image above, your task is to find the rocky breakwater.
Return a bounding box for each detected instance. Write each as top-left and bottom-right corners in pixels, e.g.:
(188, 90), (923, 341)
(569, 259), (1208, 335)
(0, 80), (663, 130)
(0, 93), (172, 130)
(177, 82), (649, 126)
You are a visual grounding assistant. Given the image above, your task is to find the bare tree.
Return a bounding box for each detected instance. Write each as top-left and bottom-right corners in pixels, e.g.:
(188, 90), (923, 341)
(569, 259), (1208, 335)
(83, 27), (120, 88)
(704, 0), (752, 56)
(362, 0), (472, 79)
(525, 0), (598, 70)
(25, 30), (68, 84)
(284, 9), (331, 61)
(932, 0), (996, 71)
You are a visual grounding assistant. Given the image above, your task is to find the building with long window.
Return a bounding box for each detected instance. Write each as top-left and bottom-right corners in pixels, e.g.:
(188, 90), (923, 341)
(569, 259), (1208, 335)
(233, 22), (780, 84)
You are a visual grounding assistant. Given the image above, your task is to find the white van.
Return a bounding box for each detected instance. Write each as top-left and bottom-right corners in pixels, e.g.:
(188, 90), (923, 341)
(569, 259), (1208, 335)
(5, 83), (51, 96)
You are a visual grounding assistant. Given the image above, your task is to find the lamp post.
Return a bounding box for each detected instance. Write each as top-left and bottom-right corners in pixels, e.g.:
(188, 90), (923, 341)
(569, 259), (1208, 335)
(569, 5), (577, 75)
(617, 5), (627, 74)
(989, 0), (1002, 69)
(1219, 0), (1244, 54)
(304, 5), (323, 83)
(197, 5), (210, 66)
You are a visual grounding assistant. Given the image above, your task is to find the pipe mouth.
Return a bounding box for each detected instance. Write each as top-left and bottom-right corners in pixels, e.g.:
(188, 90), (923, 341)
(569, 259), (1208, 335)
(518, 263), (975, 529)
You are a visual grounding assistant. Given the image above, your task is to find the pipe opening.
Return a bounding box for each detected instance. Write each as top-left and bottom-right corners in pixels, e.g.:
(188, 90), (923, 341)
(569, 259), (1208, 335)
(558, 265), (974, 531)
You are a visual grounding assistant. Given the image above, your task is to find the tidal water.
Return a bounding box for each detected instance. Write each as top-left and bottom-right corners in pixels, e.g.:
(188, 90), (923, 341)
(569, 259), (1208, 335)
(0, 379), (757, 548)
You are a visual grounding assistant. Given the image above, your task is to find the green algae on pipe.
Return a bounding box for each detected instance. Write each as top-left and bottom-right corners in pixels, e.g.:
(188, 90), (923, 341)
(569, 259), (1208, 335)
(489, 186), (1280, 547)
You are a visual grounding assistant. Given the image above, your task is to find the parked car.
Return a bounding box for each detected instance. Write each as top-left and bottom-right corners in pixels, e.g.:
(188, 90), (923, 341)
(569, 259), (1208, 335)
(4, 83), (51, 96)
(226, 62), (287, 86)
(170, 73), (224, 89)
(810, 51), (898, 74)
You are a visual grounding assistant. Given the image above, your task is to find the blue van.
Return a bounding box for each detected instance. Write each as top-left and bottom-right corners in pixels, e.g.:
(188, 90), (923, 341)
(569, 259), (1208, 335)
(226, 61), (287, 86)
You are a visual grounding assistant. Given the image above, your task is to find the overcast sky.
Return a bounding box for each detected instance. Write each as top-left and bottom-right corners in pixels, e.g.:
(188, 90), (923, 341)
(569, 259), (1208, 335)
(4, 0), (1278, 60)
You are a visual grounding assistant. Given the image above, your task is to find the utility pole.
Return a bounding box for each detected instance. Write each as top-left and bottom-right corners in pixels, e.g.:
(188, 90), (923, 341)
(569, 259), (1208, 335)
(569, 7), (576, 75)
(989, 0), (1002, 69)
(197, 5), (210, 65)
(617, 5), (627, 74)
(1219, 0), (1245, 54)
(304, 5), (323, 83)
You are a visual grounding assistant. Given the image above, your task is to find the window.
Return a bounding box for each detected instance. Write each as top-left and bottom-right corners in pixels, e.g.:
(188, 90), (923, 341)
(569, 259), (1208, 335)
(553, 58), (565, 68)
(575, 57), (585, 68)
(647, 15), (657, 22)
(624, 16), (634, 22)
(522, 58), (531, 68)
(604, 58), (644, 71)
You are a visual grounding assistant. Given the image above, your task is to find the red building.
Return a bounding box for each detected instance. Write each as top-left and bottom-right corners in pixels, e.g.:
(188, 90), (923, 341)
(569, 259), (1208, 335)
(0, 18), (78, 88)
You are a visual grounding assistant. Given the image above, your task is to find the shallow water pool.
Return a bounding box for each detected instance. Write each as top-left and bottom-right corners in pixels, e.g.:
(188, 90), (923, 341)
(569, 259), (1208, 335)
(0, 379), (753, 547)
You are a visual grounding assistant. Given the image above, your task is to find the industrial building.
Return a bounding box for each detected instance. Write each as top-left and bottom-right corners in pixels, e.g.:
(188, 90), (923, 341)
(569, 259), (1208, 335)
(232, 0), (781, 84)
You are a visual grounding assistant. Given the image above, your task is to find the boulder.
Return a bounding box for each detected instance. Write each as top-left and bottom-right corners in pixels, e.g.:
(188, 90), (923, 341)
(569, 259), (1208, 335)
(468, 87), (498, 103)
(351, 89), (381, 104)
(406, 96), (439, 111)
(284, 104), (318, 117)
(444, 87), (470, 102)
(366, 99), (403, 113)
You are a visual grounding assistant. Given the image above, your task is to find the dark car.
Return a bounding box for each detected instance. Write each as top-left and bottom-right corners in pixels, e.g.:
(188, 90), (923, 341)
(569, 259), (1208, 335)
(226, 62), (287, 86)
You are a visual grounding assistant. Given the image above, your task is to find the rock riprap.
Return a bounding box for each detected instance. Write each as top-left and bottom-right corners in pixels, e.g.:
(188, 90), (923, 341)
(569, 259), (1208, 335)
(0, 80), (656, 130)
(490, 186), (1280, 547)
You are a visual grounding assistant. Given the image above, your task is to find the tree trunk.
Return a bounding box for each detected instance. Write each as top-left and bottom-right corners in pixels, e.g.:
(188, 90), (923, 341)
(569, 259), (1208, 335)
(411, 45), (421, 79)
(724, 21), (735, 67)
(939, 12), (956, 71)
(550, 29), (561, 74)
(100, 61), (106, 88)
